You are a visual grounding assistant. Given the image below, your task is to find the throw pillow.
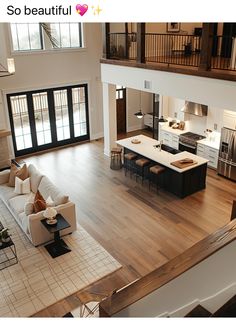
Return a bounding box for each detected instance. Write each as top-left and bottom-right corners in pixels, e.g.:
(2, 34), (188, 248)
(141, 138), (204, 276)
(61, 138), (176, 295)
(46, 195), (55, 207)
(8, 163), (29, 187)
(34, 190), (47, 213)
(8, 163), (19, 187)
(24, 202), (34, 215)
(14, 177), (31, 194)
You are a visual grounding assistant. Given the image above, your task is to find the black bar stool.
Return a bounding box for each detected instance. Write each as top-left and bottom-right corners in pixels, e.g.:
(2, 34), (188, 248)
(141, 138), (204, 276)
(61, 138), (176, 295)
(110, 147), (123, 170)
(135, 158), (150, 185)
(124, 152), (138, 177)
(149, 164), (165, 192)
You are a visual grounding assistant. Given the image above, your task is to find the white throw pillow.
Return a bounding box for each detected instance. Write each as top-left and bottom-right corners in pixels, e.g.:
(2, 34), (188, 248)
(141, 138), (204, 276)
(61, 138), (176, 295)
(46, 195), (55, 207)
(24, 202), (34, 215)
(14, 177), (31, 194)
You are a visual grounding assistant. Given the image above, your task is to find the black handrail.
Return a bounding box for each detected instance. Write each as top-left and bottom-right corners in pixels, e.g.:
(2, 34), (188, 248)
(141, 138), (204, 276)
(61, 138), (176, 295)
(107, 32), (236, 72)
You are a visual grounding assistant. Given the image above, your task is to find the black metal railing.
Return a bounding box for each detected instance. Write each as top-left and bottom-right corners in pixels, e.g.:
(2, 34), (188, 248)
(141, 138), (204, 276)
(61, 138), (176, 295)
(145, 33), (201, 67)
(109, 32), (137, 60)
(211, 36), (236, 71)
(107, 32), (236, 72)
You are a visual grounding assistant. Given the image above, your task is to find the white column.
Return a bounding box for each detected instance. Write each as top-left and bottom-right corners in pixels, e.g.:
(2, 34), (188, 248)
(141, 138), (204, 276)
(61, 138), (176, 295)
(102, 83), (117, 156)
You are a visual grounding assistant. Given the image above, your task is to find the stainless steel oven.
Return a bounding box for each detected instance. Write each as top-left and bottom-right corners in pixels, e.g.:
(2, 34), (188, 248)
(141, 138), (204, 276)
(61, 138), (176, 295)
(179, 142), (197, 154)
(179, 142), (196, 154)
(179, 132), (205, 155)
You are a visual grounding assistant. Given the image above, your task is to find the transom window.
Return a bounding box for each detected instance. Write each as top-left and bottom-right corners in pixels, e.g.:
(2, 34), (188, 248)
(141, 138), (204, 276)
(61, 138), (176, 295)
(10, 23), (43, 51)
(50, 23), (83, 48)
(10, 23), (83, 52)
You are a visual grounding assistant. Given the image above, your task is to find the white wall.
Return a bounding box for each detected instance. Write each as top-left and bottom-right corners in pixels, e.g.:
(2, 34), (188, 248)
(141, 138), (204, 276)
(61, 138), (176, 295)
(110, 23), (203, 35)
(0, 23), (104, 142)
(115, 239), (236, 317)
(101, 63), (236, 112)
(146, 23), (202, 35)
(167, 96), (185, 121)
(126, 89), (152, 132)
(167, 96), (224, 135)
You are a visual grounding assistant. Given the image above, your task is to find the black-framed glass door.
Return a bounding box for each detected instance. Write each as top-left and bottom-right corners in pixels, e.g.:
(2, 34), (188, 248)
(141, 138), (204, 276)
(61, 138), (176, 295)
(7, 84), (90, 156)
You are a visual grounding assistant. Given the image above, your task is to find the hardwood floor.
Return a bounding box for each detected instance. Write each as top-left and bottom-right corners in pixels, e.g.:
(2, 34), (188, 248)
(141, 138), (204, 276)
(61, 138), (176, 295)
(19, 133), (235, 317)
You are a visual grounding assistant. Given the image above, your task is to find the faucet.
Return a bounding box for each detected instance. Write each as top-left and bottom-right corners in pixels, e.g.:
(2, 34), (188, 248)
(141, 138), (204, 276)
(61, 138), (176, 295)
(154, 140), (163, 151)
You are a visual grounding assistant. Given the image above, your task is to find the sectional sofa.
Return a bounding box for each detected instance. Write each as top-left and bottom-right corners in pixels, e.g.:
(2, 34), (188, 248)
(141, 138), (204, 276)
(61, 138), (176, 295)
(0, 164), (77, 246)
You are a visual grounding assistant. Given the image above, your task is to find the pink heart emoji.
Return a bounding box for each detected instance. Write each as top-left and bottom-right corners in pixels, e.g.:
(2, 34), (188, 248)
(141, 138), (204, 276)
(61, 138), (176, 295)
(76, 4), (88, 16)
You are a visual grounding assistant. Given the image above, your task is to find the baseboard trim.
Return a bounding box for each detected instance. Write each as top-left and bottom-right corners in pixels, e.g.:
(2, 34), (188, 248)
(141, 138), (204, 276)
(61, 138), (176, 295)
(127, 125), (145, 132)
(90, 132), (104, 140)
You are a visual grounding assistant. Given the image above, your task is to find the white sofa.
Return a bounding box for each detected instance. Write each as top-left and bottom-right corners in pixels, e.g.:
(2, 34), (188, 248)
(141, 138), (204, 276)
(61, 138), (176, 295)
(0, 164), (77, 246)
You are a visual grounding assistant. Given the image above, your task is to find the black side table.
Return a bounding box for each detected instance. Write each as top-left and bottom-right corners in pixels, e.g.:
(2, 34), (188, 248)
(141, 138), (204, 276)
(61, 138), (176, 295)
(0, 222), (18, 270)
(41, 213), (71, 258)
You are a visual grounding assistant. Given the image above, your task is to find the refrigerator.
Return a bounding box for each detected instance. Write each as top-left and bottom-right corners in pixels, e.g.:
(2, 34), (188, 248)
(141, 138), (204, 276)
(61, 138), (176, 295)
(217, 127), (236, 181)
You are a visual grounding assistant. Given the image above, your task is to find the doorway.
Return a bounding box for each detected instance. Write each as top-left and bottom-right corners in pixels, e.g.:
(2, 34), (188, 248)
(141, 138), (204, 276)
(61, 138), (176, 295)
(116, 86), (126, 134)
(7, 84), (90, 156)
(221, 23), (236, 58)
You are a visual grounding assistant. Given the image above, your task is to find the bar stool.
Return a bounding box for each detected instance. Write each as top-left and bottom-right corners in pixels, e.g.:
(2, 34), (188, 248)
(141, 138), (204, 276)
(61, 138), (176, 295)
(110, 147), (122, 170)
(124, 152), (138, 177)
(135, 158), (150, 185)
(149, 164), (165, 192)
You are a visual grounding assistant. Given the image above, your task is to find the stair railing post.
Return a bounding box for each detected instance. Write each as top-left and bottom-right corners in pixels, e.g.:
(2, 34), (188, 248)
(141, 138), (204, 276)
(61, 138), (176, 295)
(137, 23), (146, 63)
(199, 23), (214, 71)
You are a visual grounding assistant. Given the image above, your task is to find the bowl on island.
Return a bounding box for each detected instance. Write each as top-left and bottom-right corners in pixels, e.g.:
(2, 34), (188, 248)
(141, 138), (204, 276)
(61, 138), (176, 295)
(131, 138), (141, 144)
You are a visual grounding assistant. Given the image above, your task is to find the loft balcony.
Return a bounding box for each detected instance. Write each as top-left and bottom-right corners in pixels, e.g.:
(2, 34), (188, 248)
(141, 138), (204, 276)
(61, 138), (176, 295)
(101, 23), (236, 82)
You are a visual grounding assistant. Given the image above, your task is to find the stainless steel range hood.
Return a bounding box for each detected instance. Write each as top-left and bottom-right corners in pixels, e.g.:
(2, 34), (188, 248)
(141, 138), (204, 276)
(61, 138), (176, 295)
(181, 101), (208, 117)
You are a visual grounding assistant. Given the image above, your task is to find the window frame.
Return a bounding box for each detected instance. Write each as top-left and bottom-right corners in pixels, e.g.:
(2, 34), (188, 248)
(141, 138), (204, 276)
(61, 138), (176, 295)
(8, 22), (85, 54)
(50, 22), (84, 49)
(7, 83), (90, 157)
(9, 23), (44, 52)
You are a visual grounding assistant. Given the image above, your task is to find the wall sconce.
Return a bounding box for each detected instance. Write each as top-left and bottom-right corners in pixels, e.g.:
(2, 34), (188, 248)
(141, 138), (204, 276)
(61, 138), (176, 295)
(0, 58), (15, 77)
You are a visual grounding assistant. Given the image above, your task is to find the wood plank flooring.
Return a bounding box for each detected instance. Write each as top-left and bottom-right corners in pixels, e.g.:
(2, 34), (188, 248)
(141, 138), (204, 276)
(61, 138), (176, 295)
(19, 131), (235, 317)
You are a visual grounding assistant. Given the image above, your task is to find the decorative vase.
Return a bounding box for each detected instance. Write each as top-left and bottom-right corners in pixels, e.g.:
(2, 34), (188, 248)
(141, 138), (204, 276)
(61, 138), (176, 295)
(43, 207), (57, 225)
(2, 237), (10, 243)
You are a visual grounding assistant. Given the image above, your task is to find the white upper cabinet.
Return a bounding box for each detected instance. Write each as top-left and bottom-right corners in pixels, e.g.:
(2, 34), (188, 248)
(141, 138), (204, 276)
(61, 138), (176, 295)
(223, 110), (236, 130)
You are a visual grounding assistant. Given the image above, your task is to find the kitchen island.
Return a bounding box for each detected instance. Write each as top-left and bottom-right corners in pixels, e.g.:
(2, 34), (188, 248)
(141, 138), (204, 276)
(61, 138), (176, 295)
(117, 135), (208, 198)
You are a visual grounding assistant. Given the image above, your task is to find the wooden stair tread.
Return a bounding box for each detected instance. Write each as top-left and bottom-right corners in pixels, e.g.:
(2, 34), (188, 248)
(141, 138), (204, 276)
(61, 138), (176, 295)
(185, 305), (211, 317)
(213, 295), (236, 317)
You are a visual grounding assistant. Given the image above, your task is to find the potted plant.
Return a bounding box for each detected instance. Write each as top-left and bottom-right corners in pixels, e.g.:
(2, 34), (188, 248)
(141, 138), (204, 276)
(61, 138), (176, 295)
(1, 228), (11, 243)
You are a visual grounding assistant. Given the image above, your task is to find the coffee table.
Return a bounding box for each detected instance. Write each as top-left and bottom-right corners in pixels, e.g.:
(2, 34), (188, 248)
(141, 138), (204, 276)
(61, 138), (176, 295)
(41, 213), (71, 258)
(0, 222), (18, 270)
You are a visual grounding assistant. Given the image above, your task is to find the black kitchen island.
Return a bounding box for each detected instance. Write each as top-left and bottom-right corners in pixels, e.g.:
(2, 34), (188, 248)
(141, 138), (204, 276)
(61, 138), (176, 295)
(117, 135), (208, 198)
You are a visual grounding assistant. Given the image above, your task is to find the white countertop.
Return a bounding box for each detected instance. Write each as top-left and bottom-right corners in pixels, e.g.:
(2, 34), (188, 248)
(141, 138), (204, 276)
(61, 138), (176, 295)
(160, 124), (188, 136)
(197, 132), (221, 150)
(117, 135), (208, 173)
(197, 138), (220, 150)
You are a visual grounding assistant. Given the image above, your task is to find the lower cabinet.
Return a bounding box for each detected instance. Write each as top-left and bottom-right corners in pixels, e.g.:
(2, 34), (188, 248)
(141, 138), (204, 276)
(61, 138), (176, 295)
(160, 130), (179, 149)
(144, 114), (153, 128)
(197, 143), (219, 169)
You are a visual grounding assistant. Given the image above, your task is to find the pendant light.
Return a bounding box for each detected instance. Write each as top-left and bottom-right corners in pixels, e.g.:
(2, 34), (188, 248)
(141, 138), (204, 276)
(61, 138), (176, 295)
(134, 90), (145, 119)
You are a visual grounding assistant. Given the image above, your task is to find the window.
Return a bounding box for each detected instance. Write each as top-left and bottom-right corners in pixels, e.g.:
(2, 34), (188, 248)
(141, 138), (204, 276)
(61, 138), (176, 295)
(50, 23), (83, 48)
(10, 23), (43, 51)
(7, 84), (89, 156)
(72, 87), (87, 137)
(53, 89), (70, 141)
(10, 23), (83, 52)
(9, 95), (33, 150)
(116, 86), (125, 99)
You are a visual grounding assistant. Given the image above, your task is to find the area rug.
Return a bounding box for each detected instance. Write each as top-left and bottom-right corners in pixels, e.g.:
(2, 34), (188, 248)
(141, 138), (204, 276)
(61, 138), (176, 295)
(0, 200), (121, 317)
